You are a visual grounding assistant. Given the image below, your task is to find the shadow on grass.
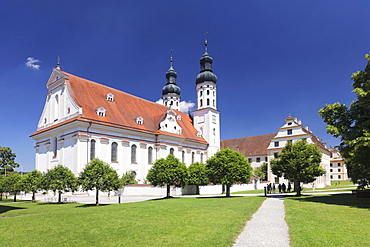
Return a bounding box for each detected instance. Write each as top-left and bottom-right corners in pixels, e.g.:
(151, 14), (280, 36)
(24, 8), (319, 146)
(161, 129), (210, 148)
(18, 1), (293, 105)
(196, 195), (245, 199)
(76, 204), (110, 208)
(148, 196), (182, 201)
(0, 205), (26, 214)
(287, 194), (370, 210)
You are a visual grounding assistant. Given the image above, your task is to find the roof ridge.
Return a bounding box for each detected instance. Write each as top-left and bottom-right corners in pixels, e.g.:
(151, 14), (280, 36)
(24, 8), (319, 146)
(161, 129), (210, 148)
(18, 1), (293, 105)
(221, 133), (276, 142)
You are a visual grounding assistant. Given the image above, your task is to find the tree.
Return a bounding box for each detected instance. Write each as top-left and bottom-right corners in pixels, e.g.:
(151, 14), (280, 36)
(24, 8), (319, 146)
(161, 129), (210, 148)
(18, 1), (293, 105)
(146, 154), (187, 198)
(0, 175), (4, 201)
(41, 165), (77, 203)
(0, 147), (20, 175)
(253, 162), (268, 181)
(270, 139), (325, 196)
(206, 149), (252, 197)
(187, 162), (209, 194)
(22, 170), (43, 202)
(319, 54), (370, 189)
(79, 158), (121, 206)
(3, 173), (22, 202)
(121, 171), (137, 186)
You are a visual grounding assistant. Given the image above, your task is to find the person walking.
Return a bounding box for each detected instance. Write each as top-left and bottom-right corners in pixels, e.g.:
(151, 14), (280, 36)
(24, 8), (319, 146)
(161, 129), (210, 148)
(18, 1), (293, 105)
(272, 183), (276, 193)
(282, 183), (286, 193)
(278, 183), (282, 193)
(287, 182), (291, 192)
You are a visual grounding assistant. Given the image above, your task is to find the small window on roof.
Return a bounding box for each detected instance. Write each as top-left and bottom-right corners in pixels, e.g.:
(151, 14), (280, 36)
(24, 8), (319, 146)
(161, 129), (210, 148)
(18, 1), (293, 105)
(96, 107), (106, 117)
(136, 116), (144, 125)
(106, 93), (114, 102)
(176, 115), (181, 120)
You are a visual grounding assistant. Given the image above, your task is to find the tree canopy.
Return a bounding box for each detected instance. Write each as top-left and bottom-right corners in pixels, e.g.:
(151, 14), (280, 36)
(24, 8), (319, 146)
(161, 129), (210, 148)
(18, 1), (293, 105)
(319, 54), (370, 189)
(187, 162), (209, 194)
(0, 147), (19, 175)
(22, 170), (43, 202)
(79, 158), (121, 205)
(270, 139), (325, 196)
(206, 149), (252, 197)
(146, 154), (187, 198)
(3, 172), (22, 202)
(41, 165), (77, 203)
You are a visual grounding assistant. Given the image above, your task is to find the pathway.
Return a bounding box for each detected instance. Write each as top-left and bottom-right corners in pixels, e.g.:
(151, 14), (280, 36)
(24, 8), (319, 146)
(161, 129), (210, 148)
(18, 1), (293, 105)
(233, 195), (290, 247)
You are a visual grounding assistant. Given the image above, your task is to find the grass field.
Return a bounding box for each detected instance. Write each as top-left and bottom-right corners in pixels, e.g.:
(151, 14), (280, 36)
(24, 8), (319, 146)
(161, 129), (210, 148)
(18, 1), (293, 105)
(285, 194), (370, 247)
(0, 196), (265, 247)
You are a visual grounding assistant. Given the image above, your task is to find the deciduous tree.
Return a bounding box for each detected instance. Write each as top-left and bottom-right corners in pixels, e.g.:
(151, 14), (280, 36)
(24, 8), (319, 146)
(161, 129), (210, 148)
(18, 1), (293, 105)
(22, 170), (43, 202)
(206, 149), (252, 197)
(79, 158), (121, 206)
(41, 165), (77, 203)
(0, 147), (19, 175)
(319, 54), (370, 189)
(3, 173), (22, 202)
(187, 162), (209, 194)
(146, 154), (187, 198)
(270, 139), (325, 196)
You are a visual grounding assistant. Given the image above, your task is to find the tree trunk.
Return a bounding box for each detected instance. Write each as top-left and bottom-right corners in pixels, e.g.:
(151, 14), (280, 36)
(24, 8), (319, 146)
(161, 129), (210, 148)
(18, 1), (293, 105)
(96, 190), (99, 206)
(166, 184), (170, 198)
(32, 192), (36, 202)
(294, 179), (301, 196)
(195, 185), (200, 195)
(226, 185), (231, 197)
(13, 191), (17, 202)
(58, 191), (62, 203)
(0, 192), (2, 201)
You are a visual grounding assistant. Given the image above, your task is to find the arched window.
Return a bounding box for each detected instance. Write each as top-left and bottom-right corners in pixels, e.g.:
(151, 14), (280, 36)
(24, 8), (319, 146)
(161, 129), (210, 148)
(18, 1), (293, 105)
(207, 98), (210, 106)
(148, 147), (153, 164)
(54, 95), (59, 120)
(200, 99), (203, 107)
(200, 90), (203, 96)
(207, 90), (210, 95)
(90, 139), (96, 160)
(192, 152), (195, 164)
(53, 137), (57, 157)
(182, 151), (185, 163)
(131, 144), (137, 163)
(201, 153), (203, 163)
(213, 100), (215, 107)
(170, 148), (174, 155)
(111, 142), (118, 162)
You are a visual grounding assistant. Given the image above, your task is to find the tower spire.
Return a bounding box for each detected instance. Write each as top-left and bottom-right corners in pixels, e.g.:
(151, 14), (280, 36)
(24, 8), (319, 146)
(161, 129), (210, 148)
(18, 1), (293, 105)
(56, 55), (61, 70)
(162, 49), (181, 110)
(204, 31), (208, 53)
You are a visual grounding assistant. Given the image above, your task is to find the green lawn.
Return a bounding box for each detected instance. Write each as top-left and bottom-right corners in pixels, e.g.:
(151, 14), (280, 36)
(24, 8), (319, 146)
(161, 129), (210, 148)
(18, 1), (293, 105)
(285, 194), (370, 247)
(232, 189), (264, 194)
(0, 196), (265, 247)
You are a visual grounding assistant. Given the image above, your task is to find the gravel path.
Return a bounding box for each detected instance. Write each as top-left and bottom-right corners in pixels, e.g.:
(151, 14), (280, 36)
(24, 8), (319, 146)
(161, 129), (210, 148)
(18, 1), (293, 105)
(233, 195), (290, 247)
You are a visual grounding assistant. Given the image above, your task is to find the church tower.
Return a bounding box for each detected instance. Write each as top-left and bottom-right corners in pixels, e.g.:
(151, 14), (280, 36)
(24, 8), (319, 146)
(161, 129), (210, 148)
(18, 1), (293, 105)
(162, 52), (181, 111)
(193, 38), (220, 158)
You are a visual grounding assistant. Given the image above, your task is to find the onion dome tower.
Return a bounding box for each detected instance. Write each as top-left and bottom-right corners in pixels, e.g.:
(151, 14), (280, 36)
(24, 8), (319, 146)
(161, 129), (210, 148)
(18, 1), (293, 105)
(162, 51), (181, 111)
(196, 38), (218, 110)
(192, 34), (220, 158)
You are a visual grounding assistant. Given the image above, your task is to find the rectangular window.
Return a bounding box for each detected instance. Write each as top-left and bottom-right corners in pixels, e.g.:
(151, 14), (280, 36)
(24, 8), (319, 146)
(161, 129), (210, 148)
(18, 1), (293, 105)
(338, 163), (341, 167)
(338, 169), (341, 172)
(265, 157), (268, 162)
(256, 157), (261, 162)
(287, 129), (292, 135)
(274, 141), (279, 147)
(274, 153), (278, 158)
(248, 158), (252, 163)
(330, 163), (333, 167)
(330, 169), (333, 172)
(338, 175), (341, 179)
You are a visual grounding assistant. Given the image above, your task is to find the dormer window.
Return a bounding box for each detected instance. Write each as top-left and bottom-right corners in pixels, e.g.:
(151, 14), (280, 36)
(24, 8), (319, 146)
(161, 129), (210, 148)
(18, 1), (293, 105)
(176, 115), (181, 120)
(136, 116), (144, 125)
(96, 107), (106, 117)
(288, 122), (292, 126)
(106, 93), (114, 102)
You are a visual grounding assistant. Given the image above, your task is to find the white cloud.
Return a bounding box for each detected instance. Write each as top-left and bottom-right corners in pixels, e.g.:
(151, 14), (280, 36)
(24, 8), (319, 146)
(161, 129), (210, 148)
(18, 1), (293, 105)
(26, 57), (41, 70)
(180, 101), (195, 113)
(155, 98), (195, 113)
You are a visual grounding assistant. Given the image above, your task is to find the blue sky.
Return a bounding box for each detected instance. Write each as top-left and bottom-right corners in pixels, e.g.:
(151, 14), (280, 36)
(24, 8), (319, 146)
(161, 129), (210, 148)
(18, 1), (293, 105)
(1, 1), (369, 172)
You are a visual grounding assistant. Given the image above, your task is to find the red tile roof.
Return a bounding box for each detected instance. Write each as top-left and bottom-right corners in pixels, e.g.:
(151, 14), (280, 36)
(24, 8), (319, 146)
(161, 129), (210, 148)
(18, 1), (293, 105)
(31, 70), (207, 144)
(221, 133), (276, 156)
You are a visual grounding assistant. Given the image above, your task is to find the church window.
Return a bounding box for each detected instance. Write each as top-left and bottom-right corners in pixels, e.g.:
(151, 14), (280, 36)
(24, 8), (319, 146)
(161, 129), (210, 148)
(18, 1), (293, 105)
(338, 168), (341, 172)
(207, 98), (210, 105)
(165, 102), (167, 106)
(338, 175), (341, 179)
(176, 102), (178, 106)
(176, 115), (181, 120)
(265, 157), (268, 162)
(207, 90), (210, 95)
(54, 95), (59, 120)
(148, 147), (153, 164)
(330, 163), (333, 167)
(200, 153), (203, 163)
(200, 99), (203, 107)
(106, 93), (114, 102)
(111, 142), (118, 162)
(170, 148), (174, 155)
(96, 107), (106, 117)
(274, 141), (279, 147)
(213, 128), (216, 135)
(136, 117), (144, 125)
(44, 118), (47, 124)
(338, 163), (341, 167)
(330, 169), (333, 172)
(67, 107), (70, 114)
(288, 122), (292, 126)
(274, 153), (278, 158)
(182, 151), (185, 163)
(90, 139), (96, 160)
(248, 158), (252, 163)
(287, 129), (292, 135)
(256, 157), (261, 162)
(53, 137), (57, 157)
(213, 100), (215, 107)
(200, 91), (203, 96)
(131, 144), (137, 163)
(191, 152), (195, 163)
(213, 91), (215, 96)
(330, 175), (333, 179)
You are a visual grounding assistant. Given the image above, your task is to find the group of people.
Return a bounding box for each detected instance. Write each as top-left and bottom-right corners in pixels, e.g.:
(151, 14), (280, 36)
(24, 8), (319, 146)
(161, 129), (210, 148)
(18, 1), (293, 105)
(266, 182), (292, 194)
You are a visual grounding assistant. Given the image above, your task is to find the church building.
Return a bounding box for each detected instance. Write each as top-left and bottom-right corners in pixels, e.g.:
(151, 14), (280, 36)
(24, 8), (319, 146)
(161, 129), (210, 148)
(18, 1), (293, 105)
(30, 42), (220, 182)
